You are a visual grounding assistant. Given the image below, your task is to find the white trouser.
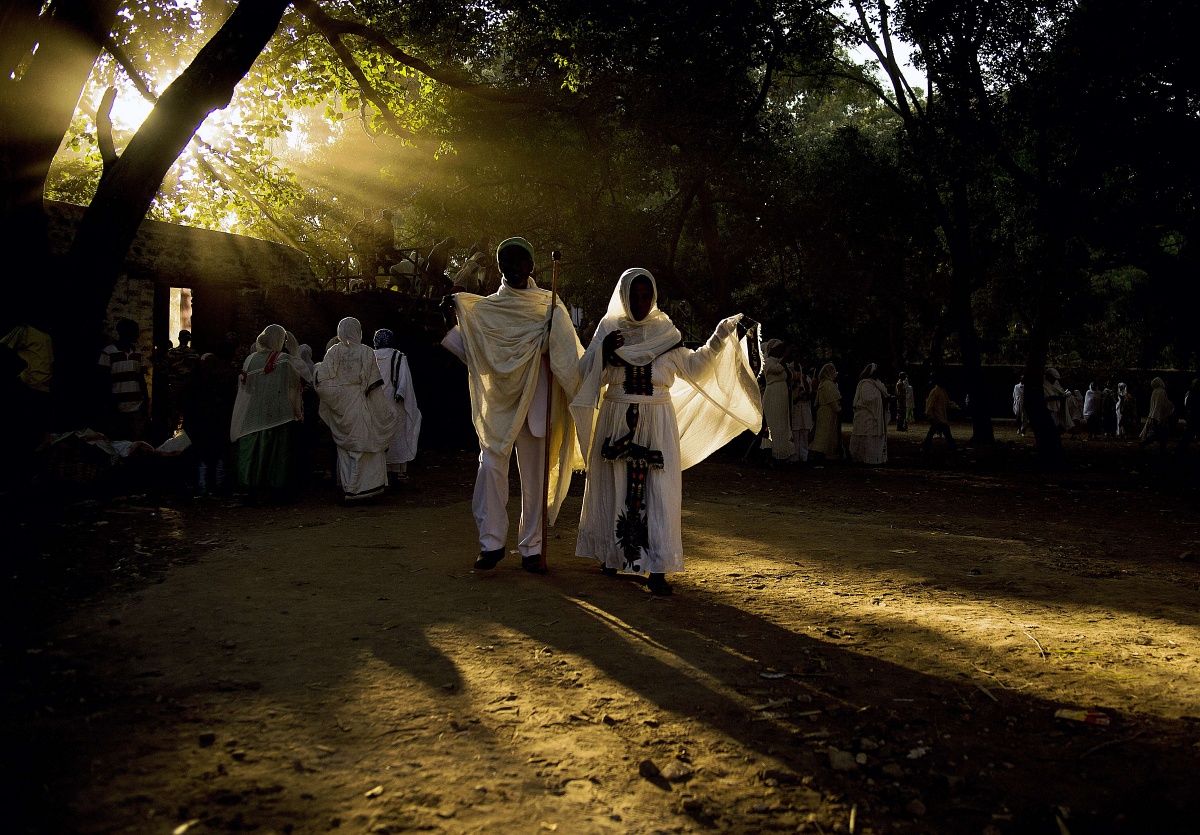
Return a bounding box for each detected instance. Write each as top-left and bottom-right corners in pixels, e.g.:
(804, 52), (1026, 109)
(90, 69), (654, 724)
(473, 422), (546, 557)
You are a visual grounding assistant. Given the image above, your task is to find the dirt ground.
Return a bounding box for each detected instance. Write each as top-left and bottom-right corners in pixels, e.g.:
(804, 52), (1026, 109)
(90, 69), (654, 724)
(3, 423), (1200, 835)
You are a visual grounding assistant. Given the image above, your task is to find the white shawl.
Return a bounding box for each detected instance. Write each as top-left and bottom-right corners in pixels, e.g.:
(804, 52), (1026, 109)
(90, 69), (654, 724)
(1146, 377), (1173, 422)
(571, 268), (762, 470)
(374, 347), (422, 462)
(449, 279), (584, 524)
(229, 324), (305, 441)
(852, 376), (889, 437)
(315, 318), (398, 453)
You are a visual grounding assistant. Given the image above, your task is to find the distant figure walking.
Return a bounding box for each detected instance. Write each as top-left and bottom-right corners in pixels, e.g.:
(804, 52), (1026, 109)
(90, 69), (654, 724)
(850, 363), (889, 465)
(1177, 378), (1199, 455)
(895, 372), (909, 431)
(922, 374), (958, 454)
(316, 318), (398, 501)
(98, 318), (149, 441)
(1139, 377), (1173, 453)
(810, 363), (843, 463)
(788, 357), (814, 461)
(372, 328), (422, 483)
(1116, 382), (1138, 438)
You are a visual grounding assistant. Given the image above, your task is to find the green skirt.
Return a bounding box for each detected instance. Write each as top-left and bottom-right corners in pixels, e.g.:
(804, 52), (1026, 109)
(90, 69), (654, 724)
(236, 421), (301, 492)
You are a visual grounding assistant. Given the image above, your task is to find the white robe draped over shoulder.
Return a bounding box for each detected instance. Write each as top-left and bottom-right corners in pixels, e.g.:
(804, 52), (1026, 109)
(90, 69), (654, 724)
(443, 280), (585, 525)
(317, 319), (398, 498)
(761, 356), (795, 460)
(373, 347), (422, 468)
(850, 377), (889, 465)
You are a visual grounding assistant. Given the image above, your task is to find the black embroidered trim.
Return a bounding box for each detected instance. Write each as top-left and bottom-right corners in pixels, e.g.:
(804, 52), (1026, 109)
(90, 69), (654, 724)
(623, 363), (653, 395)
(745, 324), (762, 376)
(601, 402), (665, 571)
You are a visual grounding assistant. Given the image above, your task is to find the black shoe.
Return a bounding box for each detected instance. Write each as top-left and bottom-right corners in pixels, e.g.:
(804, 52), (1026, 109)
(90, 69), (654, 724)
(474, 548), (505, 570)
(600, 566), (618, 577)
(521, 554), (547, 574)
(648, 573), (673, 596)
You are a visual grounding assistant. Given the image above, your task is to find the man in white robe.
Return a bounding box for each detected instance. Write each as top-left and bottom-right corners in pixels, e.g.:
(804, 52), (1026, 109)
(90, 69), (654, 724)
(441, 237), (585, 573)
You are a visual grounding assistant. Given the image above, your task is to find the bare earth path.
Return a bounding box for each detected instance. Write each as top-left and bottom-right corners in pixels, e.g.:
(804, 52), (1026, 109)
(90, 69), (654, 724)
(4, 426), (1200, 834)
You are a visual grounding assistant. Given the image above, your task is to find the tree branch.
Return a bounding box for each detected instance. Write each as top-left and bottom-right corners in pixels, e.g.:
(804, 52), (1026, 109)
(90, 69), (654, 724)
(293, 0), (533, 106)
(96, 86), (118, 170)
(103, 34), (157, 102)
(294, 0), (412, 137)
(99, 36), (303, 247)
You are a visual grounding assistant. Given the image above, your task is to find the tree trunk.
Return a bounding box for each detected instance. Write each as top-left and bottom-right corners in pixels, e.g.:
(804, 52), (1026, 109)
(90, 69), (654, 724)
(1021, 273), (1065, 466)
(696, 181), (733, 314)
(945, 180), (995, 444)
(0, 0), (122, 285)
(53, 0), (291, 423)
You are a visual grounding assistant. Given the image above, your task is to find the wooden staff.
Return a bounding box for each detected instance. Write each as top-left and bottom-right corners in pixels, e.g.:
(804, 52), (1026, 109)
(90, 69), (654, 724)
(538, 250), (562, 572)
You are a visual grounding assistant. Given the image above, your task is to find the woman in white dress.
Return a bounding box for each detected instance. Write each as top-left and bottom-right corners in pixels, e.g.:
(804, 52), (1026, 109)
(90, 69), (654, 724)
(315, 317), (398, 501)
(810, 362), (843, 461)
(572, 269), (760, 595)
(372, 328), (422, 482)
(229, 324), (311, 502)
(760, 339), (795, 464)
(850, 363), (889, 465)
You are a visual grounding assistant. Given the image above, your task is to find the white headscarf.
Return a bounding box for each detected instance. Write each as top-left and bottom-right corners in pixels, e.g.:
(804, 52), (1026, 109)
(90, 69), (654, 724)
(1147, 377), (1173, 422)
(315, 317), (397, 453)
(230, 324), (304, 441)
(571, 268), (761, 471)
(596, 268), (682, 367)
(255, 324), (285, 354)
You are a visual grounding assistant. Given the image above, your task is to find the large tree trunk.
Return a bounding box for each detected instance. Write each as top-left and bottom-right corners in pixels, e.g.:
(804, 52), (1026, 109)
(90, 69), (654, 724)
(1021, 345), (1062, 465)
(0, 0), (122, 281)
(53, 0), (291, 424)
(945, 180), (995, 444)
(696, 181), (733, 314)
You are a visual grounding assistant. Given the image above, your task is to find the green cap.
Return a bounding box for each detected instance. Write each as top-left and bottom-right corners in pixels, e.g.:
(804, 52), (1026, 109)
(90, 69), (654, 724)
(496, 236), (534, 265)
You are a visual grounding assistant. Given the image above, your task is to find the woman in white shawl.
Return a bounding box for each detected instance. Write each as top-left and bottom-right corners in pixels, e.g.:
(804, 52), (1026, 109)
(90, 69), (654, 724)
(372, 328), (422, 481)
(229, 324), (311, 502)
(810, 362), (843, 461)
(788, 357), (814, 462)
(315, 317), (398, 501)
(1139, 377), (1173, 452)
(1043, 368), (1072, 432)
(572, 269), (760, 596)
(850, 363), (889, 465)
(760, 339), (795, 464)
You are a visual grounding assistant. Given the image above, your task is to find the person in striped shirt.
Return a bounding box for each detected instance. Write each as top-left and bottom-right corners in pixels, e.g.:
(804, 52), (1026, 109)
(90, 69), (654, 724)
(98, 318), (148, 441)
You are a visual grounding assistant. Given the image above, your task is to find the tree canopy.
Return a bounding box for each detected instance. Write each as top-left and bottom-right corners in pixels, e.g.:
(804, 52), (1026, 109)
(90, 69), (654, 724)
(3, 0), (1195, 455)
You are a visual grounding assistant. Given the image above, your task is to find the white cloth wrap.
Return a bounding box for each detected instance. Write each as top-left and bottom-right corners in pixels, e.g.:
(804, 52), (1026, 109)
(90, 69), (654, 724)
(850, 377), (889, 464)
(1146, 378), (1173, 422)
(315, 318), (398, 454)
(575, 338), (754, 574)
(374, 347), (422, 465)
(229, 324), (306, 442)
(445, 279), (584, 526)
(761, 355), (794, 459)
